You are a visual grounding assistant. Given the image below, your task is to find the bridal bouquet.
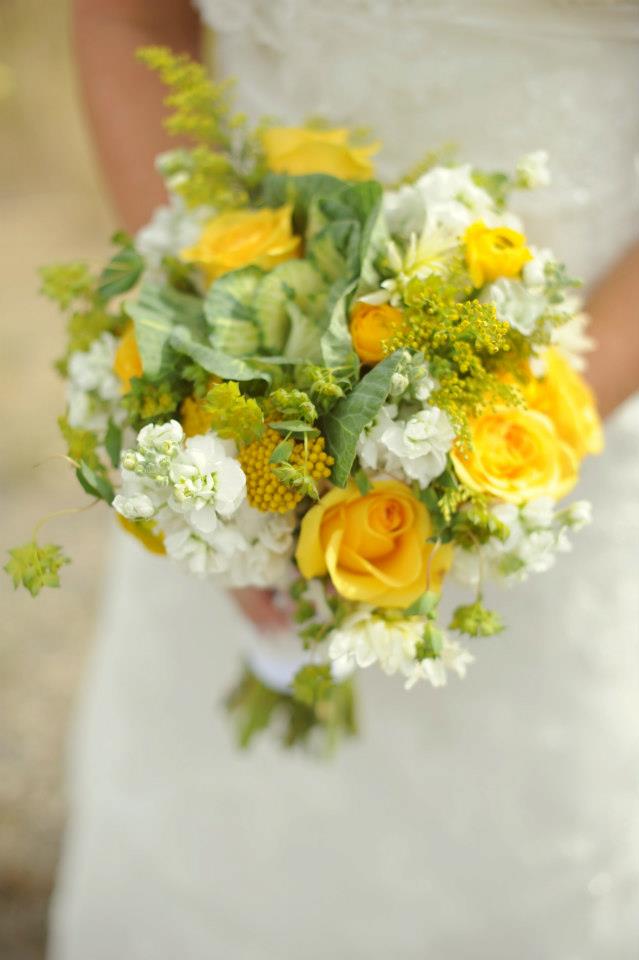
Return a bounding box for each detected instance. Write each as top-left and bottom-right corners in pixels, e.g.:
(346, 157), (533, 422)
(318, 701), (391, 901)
(6, 49), (602, 748)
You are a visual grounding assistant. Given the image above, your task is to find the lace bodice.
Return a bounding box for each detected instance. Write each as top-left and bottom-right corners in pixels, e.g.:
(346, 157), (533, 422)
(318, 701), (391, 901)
(195, 0), (639, 284)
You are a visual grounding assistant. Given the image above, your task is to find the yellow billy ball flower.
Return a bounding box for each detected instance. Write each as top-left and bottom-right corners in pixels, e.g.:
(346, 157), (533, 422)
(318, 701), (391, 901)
(463, 220), (532, 288)
(181, 205), (301, 284)
(238, 428), (334, 514)
(261, 127), (379, 180)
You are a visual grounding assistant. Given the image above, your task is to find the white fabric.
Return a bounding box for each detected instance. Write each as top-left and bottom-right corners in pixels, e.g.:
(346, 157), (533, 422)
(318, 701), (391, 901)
(50, 2), (639, 957)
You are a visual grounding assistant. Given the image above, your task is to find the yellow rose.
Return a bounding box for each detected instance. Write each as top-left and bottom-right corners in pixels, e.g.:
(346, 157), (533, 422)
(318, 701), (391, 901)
(350, 301), (403, 365)
(296, 480), (452, 608)
(451, 407), (578, 504)
(182, 205), (301, 284)
(261, 127), (379, 181)
(464, 220), (532, 288)
(113, 324), (143, 393)
(527, 348), (604, 459)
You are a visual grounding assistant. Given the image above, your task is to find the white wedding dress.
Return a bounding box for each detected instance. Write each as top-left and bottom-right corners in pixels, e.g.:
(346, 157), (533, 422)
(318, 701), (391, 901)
(50, 2), (639, 957)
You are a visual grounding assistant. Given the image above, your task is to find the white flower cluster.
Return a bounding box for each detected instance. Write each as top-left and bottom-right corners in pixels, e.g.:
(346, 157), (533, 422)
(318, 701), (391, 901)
(378, 163), (524, 305)
(515, 150), (551, 189)
(328, 611), (473, 690)
(357, 399), (454, 488)
(452, 497), (593, 587)
(113, 421), (295, 587)
(483, 245), (585, 345)
(66, 332), (123, 433)
(384, 164), (505, 239)
(135, 194), (213, 277)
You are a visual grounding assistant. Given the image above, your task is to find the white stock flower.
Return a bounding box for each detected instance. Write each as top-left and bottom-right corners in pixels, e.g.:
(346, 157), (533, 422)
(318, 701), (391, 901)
(522, 246), (555, 288)
(112, 490), (155, 521)
(516, 150), (551, 189)
(66, 333), (122, 432)
(224, 505), (296, 588)
(357, 402), (453, 488)
(416, 165), (497, 230)
(167, 434), (246, 534)
(451, 496), (593, 587)
(484, 278), (547, 336)
(521, 497), (555, 530)
(563, 500), (593, 531)
(550, 312), (595, 372)
(381, 407), (455, 486)
(135, 195), (213, 275)
(357, 403), (399, 473)
(328, 612), (473, 690)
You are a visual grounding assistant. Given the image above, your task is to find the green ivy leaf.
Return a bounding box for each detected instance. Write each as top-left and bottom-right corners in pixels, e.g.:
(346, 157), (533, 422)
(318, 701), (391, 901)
(269, 419), (319, 435)
(97, 245), (144, 300)
(104, 420), (122, 469)
(75, 461), (114, 504)
(322, 351), (403, 487)
(353, 468), (372, 496)
(5, 541), (70, 597)
(269, 439), (294, 464)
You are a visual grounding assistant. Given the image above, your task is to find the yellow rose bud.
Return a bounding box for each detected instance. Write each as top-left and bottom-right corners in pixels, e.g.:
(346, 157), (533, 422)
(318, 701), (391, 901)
(113, 324), (143, 393)
(526, 348), (604, 459)
(464, 220), (532, 288)
(350, 301), (403, 365)
(182, 205), (301, 284)
(261, 126), (379, 181)
(451, 406), (578, 504)
(296, 480), (452, 608)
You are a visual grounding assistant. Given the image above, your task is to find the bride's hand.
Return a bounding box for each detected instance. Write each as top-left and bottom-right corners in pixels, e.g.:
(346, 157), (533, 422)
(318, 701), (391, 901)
(229, 587), (292, 632)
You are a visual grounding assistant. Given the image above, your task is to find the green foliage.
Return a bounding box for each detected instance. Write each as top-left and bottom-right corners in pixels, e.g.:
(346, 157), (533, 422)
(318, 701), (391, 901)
(225, 665), (357, 751)
(353, 468), (372, 495)
(126, 282), (206, 380)
(292, 664), (334, 706)
(388, 274), (525, 436)
(204, 381), (264, 444)
(415, 622), (445, 661)
(253, 260), (326, 359)
(41, 260), (124, 374)
(75, 461), (114, 504)
(40, 262), (93, 309)
(449, 600), (504, 638)
(271, 461), (319, 501)
(269, 439), (294, 463)
(323, 351), (403, 486)
(5, 541), (70, 597)
(295, 364), (350, 412)
(472, 170), (512, 210)
(61, 308), (119, 369)
(390, 143), (458, 188)
(57, 415), (102, 471)
(269, 388), (317, 424)
(104, 420), (123, 469)
(123, 376), (185, 430)
(97, 236), (144, 300)
(137, 46), (265, 208)
(416, 466), (510, 548)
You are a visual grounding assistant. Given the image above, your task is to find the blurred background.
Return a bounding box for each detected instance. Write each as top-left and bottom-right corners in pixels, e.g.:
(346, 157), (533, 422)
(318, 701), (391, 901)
(1, 2), (113, 956)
